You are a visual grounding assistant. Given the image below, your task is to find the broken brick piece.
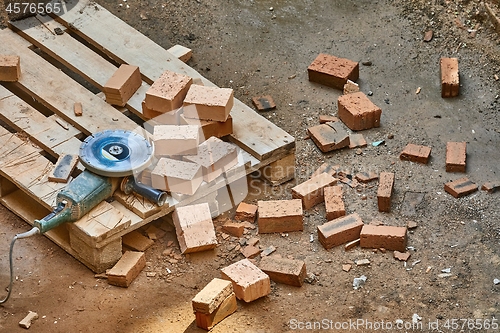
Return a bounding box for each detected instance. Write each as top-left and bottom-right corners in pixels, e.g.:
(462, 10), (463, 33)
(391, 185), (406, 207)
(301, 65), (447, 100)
(234, 202), (258, 222)
(107, 251), (146, 287)
(319, 115), (339, 124)
(222, 222), (245, 238)
(446, 142), (466, 172)
(103, 64), (142, 107)
(291, 173), (337, 209)
(317, 213), (364, 249)
(192, 278), (233, 314)
(444, 177), (478, 198)
(440, 57), (459, 98)
(240, 245), (261, 259)
(307, 53), (359, 89)
(481, 182), (500, 194)
(168, 44), (193, 63)
(355, 171), (378, 183)
(343, 79), (360, 95)
(180, 114), (233, 140)
(324, 185), (346, 221)
(173, 203), (217, 254)
(311, 162), (340, 178)
(151, 158), (203, 195)
(394, 251), (411, 261)
(183, 85), (234, 122)
(399, 143), (432, 164)
(377, 172), (395, 212)
(257, 199), (303, 234)
(308, 121), (350, 153)
(337, 92), (382, 131)
(259, 256), (307, 287)
(349, 133), (367, 149)
(252, 95), (276, 111)
(122, 230), (154, 252)
(220, 258), (271, 302)
(19, 311), (38, 329)
(360, 225), (407, 252)
(48, 154), (79, 183)
(74, 102), (83, 116)
(0, 55), (21, 82)
(145, 69), (192, 112)
(153, 125), (199, 156)
(195, 293), (237, 330)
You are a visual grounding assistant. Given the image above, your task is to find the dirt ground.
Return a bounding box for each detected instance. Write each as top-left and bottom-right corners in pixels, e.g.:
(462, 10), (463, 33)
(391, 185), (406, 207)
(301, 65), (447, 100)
(1, 0), (500, 332)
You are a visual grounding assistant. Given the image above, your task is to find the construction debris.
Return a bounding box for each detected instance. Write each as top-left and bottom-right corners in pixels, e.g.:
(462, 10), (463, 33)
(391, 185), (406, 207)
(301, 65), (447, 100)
(318, 213), (364, 249)
(234, 202), (258, 222)
(220, 258), (271, 302)
(377, 172), (395, 212)
(308, 121), (350, 152)
(19, 311), (38, 329)
(446, 142), (467, 172)
(257, 199), (303, 233)
(308, 53), (359, 89)
(259, 256), (307, 287)
(399, 143), (432, 164)
(107, 251), (146, 287)
(444, 177), (478, 198)
(291, 172), (337, 209)
(48, 154), (79, 183)
(360, 225), (408, 252)
(173, 203), (217, 254)
(338, 92), (382, 130)
(252, 95), (276, 111)
(440, 57), (459, 98)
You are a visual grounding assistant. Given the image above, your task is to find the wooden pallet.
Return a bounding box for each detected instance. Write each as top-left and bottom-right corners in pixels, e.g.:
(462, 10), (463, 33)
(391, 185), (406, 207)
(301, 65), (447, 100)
(0, 0), (295, 273)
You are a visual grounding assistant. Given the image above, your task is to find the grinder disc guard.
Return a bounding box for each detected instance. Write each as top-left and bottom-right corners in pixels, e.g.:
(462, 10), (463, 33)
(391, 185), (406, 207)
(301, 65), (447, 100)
(79, 130), (154, 177)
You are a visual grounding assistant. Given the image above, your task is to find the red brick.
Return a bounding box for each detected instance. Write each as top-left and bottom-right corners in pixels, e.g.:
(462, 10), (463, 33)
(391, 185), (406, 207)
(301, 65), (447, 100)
(393, 251), (411, 261)
(192, 278), (233, 314)
(151, 158), (203, 195)
(73, 102), (83, 117)
(377, 172), (395, 212)
(252, 95), (276, 111)
(173, 203), (217, 253)
(234, 202), (258, 222)
(399, 143), (432, 164)
(107, 251), (146, 287)
(220, 258), (271, 302)
(360, 225), (407, 252)
(349, 133), (367, 149)
(122, 230), (154, 252)
(0, 55), (20, 82)
(317, 213), (364, 249)
(259, 257), (306, 287)
(103, 64), (142, 107)
(308, 122), (349, 153)
(311, 162), (340, 178)
(153, 125), (199, 156)
(337, 92), (382, 131)
(142, 102), (182, 122)
(257, 199), (303, 233)
(481, 182), (500, 193)
(444, 177), (478, 198)
(446, 142), (466, 172)
(292, 173), (337, 209)
(240, 245), (261, 259)
(319, 115), (339, 124)
(307, 53), (359, 89)
(180, 114), (233, 140)
(324, 185), (346, 221)
(183, 85), (234, 122)
(145, 69), (192, 112)
(195, 293), (237, 330)
(440, 57), (459, 98)
(355, 171), (378, 183)
(167, 44), (193, 63)
(222, 222), (245, 238)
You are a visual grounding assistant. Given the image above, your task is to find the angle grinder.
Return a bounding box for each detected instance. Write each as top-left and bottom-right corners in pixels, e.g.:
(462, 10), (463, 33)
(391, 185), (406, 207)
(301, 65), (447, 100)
(1, 130), (167, 303)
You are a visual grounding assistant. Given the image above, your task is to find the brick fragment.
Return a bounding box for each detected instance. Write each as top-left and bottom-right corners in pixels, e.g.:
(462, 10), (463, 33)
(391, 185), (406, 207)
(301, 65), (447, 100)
(143, 102), (183, 122)
(394, 251), (411, 261)
(319, 115), (339, 124)
(440, 57), (459, 98)
(444, 177), (478, 198)
(103, 64), (142, 106)
(252, 95), (276, 111)
(234, 202), (258, 222)
(399, 143), (432, 164)
(308, 121), (350, 153)
(240, 245), (261, 258)
(377, 172), (395, 212)
(446, 142), (466, 172)
(145, 69), (192, 112)
(343, 79), (360, 95)
(481, 182), (500, 193)
(257, 199), (303, 234)
(338, 92), (382, 131)
(259, 256), (306, 287)
(19, 311), (38, 329)
(355, 171), (378, 183)
(195, 293), (237, 330)
(192, 278), (233, 314)
(311, 162), (340, 178)
(122, 230), (154, 252)
(167, 44), (193, 63)
(48, 154), (79, 183)
(183, 85), (234, 122)
(222, 222), (245, 238)
(74, 102), (83, 117)
(307, 53), (359, 89)
(180, 114), (233, 140)
(291, 173), (337, 209)
(360, 225), (407, 252)
(324, 185), (346, 221)
(153, 125), (199, 156)
(151, 158), (202, 195)
(220, 258), (271, 302)
(0, 55), (20, 82)
(317, 213), (364, 249)
(173, 203), (217, 254)
(349, 133), (367, 149)
(107, 251), (146, 287)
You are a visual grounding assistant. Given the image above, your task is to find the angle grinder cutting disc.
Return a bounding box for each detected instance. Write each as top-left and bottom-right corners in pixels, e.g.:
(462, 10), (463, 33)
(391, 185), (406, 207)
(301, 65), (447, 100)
(79, 130), (154, 177)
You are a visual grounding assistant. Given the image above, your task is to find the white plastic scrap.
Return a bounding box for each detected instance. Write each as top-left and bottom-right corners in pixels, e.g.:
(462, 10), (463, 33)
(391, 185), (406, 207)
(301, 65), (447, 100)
(353, 275), (367, 290)
(494, 278), (500, 285)
(412, 313), (422, 324)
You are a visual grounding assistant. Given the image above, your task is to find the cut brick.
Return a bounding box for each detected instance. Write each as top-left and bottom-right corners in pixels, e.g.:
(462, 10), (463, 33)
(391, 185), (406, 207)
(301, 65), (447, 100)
(151, 158), (203, 195)
(259, 256), (306, 287)
(257, 199), (303, 234)
(308, 121), (350, 153)
(103, 64), (142, 106)
(173, 203), (217, 254)
(440, 57), (459, 98)
(324, 185), (346, 221)
(349, 133), (367, 149)
(343, 79), (360, 94)
(234, 202), (258, 222)
(220, 258), (271, 302)
(222, 221), (245, 238)
(48, 154), (79, 183)
(122, 230), (154, 252)
(317, 213), (364, 249)
(240, 245), (261, 259)
(145, 69), (192, 112)
(446, 142), (466, 172)
(107, 251), (146, 287)
(311, 162), (340, 178)
(153, 125), (199, 156)
(195, 293), (237, 330)
(183, 137), (238, 182)
(355, 171), (378, 183)
(183, 85), (234, 122)
(180, 114), (233, 140)
(167, 44), (193, 63)
(444, 177), (478, 198)
(307, 53), (359, 89)
(399, 143), (432, 164)
(0, 55), (21, 82)
(74, 102), (83, 117)
(337, 92), (382, 131)
(252, 95), (276, 111)
(482, 182), (500, 193)
(319, 115), (339, 124)
(291, 173), (337, 209)
(377, 172), (395, 212)
(360, 225), (407, 252)
(192, 278), (233, 314)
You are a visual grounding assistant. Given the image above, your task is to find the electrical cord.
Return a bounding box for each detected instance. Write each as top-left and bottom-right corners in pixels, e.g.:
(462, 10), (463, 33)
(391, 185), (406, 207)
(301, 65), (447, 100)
(0, 227), (39, 304)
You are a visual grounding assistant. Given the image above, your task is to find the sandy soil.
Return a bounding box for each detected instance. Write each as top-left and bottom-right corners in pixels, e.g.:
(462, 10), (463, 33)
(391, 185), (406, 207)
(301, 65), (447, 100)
(0, 0), (499, 332)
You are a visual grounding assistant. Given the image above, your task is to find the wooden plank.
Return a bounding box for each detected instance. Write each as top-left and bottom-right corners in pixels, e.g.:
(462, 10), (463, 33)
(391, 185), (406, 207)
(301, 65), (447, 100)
(9, 16), (149, 120)
(113, 190), (162, 219)
(53, 0), (295, 160)
(0, 29), (137, 136)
